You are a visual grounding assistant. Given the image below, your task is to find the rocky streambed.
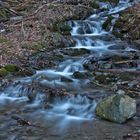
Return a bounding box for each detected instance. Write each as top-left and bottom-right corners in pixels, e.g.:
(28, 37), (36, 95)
(0, 0), (140, 140)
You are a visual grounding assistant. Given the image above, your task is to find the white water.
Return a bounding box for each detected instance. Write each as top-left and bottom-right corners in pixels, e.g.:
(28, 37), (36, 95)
(0, 0), (138, 130)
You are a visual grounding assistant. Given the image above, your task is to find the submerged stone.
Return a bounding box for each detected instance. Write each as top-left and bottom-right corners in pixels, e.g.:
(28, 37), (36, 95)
(61, 76), (73, 82)
(95, 94), (136, 123)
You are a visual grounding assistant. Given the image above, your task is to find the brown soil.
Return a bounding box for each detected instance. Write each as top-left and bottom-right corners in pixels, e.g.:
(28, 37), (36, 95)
(0, 0), (96, 66)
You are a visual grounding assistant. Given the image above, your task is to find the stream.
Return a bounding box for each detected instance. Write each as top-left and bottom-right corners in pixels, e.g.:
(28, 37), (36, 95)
(0, 0), (140, 139)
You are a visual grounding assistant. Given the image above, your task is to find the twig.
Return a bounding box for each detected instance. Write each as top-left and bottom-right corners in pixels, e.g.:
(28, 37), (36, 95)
(95, 69), (140, 74)
(0, 1), (19, 16)
(113, 59), (139, 64)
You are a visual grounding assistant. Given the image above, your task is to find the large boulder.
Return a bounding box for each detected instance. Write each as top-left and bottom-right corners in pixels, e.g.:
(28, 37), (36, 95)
(95, 94), (136, 123)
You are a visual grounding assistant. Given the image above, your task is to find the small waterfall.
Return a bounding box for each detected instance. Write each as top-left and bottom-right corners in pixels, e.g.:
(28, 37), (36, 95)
(0, 0), (138, 133)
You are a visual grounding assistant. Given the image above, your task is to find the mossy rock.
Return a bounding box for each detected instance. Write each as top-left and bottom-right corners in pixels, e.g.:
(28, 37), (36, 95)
(52, 33), (64, 48)
(95, 74), (107, 84)
(87, 1), (100, 9)
(52, 22), (72, 35)
(73, 71), (92, 79)
(45, 32), (65, 48)
(102, 15), (113, 31)
(4, 64), (19, 72)
(16, 68), (35, 76)
(50, 54), (64, 61)
(95, 94), (136, 123)
(119, 73), (131, 81)
(0, 68), (8, 77)
(71, 15), (80, 20)
(62, 48), (90, 56)
(98, 62), (112, 69)
(95, 74), (116, 84)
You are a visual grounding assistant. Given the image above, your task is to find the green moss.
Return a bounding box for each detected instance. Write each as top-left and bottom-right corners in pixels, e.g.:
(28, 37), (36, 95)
(112, 31), (123, 39)
(95, 74), (116, 84)
(71, 15), (79, 20)
(102, 15), (113, 30)
(52, 22), (72, 35)
(0, 36), (8, 44)
(95, 75), (106, 83)
(120, 73), (131, 81)
(47, 4), (56, 9)
(0, 8), (8, 19)
(39, 25), (49, 36)
(53, 54), (64, 61)
(96, 95), (114, 119)
(22, 42), (46, 50)
(1, 48), (13, 56)
(89, 1), (100, 9)
(0, 68), (8, 77)
(73, 71), (91, 79)
(4, 64), (18, 72)
(114, 20), (122, 28)
(51, 32), (64, 48)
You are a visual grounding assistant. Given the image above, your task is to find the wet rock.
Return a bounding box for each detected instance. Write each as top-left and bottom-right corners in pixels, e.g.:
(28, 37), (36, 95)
(102, 15), (113, 31)
(94, 74), (116, 84)
(73, 71), (92, 79)
(25, 49), (64, 70)
(61, 48), (90, 56)
(62, 36), (76, 47)
(0, 78), (11, 90)
(133, 39), (140, 50)
(128, 80), (139, 88)
(84, 24), (93, 34)
(52, 22), (72, 35)
(61, 76), (73, 82)
(44, 32), (66, 49)
(108, 43), (127, 50)
(95, 94), (136, 123)
(119, 73), (131, 81)
(84, 51), (140, 71)
(116, 89), (125, 95)
(98, 61), (112, 69)
(15, 68), (35, 76)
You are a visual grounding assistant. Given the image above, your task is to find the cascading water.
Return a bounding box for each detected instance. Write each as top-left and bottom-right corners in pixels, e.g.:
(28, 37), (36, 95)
(0, 0), (139, 136)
